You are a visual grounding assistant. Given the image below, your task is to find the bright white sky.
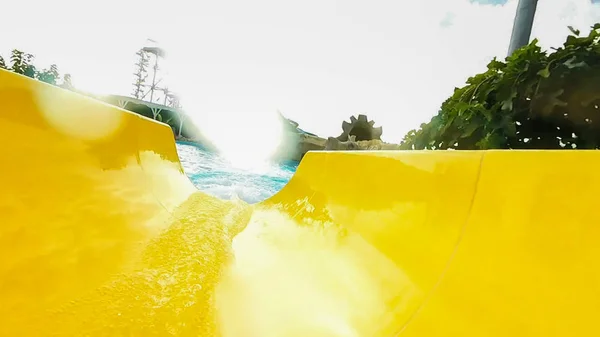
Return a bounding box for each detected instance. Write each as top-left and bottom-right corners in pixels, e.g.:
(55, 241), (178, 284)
(2, 0), (600, 143)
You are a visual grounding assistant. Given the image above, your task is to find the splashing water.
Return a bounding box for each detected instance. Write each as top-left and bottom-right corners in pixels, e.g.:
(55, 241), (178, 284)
(176, 142), (298, 203)
(215, 207), (411, 337)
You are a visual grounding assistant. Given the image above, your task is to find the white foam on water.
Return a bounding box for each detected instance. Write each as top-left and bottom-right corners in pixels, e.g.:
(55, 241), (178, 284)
(176, 142), (297, 203)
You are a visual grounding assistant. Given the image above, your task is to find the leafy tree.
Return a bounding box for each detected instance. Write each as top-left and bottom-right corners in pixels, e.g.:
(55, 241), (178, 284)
(61, 73), (73, 89)
(401, 24), (600, 150)
(4, 49), (74, 90)
(10, 50), (26, 74)
(9, 50), (37, 78)
(23, 54), (36, 78)
(37, 64), (60, 84)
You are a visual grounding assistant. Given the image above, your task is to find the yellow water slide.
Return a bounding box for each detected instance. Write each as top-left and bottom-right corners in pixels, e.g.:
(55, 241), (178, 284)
(1, 68), (599, 336)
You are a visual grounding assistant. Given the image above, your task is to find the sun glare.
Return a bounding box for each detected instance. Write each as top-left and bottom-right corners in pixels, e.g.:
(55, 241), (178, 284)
(164, 59), (286, 172)
(192, 109), (284, 171)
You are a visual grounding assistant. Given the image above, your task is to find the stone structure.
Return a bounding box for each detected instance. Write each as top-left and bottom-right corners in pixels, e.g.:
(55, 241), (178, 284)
(274, 113), (397, 161)
(325, 135), (359, 151)
(336, 114), (383, 142)
(272, 113), (328, 162)
(277, 111), (300, 132)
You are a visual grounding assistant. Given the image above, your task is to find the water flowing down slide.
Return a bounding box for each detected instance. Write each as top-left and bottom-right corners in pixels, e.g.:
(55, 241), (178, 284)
(1, 68), (600, 336)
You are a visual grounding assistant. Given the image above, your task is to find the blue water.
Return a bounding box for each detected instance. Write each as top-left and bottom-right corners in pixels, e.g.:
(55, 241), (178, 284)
(176, 141), (298, 204)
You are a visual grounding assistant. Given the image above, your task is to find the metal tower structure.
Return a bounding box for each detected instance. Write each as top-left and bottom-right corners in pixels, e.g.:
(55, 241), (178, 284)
(131, 39), (173, 105)
(143, 42), (166, 103)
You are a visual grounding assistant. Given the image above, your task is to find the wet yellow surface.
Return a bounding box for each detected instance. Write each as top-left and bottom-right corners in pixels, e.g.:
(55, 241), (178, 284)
(1, 68), (599, 336)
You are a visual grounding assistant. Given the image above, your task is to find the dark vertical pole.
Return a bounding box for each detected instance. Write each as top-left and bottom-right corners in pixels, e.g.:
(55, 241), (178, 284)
(507, 0), (539, 56)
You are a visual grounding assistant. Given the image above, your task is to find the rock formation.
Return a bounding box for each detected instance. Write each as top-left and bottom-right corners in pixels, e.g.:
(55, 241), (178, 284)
(336, 114), (382, 142)
(299, 133), (327, 154)
(272, 132), (328, 162)
(270, 113), (329, 162)
(323, 136), (400, 151)
(268, 113), (398, 161)
(325, 135), (360, 151)
(355, 139), (401, 151)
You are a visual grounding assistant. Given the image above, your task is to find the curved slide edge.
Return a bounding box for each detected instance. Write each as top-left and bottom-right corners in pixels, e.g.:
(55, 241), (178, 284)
(243, 150), (483, 336)
(0, 69), (249, 336)
(398, 150), (600, 337)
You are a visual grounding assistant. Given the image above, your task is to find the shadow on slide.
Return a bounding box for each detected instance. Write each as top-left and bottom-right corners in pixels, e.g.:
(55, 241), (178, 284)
(1, 68), (600, 336)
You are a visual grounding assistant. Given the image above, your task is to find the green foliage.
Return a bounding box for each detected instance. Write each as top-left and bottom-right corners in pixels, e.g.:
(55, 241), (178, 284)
(61, 73), (73, 89)
(10, 50), (36, 78)
(400, 24), (600, 150)
(36, 64), (60, 84)
(3, 49), (73, 89)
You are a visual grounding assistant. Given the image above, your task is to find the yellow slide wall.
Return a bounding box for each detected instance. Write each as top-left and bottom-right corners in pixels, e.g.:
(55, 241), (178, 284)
(1, 68), (599, 336)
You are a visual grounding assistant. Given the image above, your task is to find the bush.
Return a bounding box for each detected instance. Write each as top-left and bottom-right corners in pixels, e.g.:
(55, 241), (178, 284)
(400, 24), (600, 150)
